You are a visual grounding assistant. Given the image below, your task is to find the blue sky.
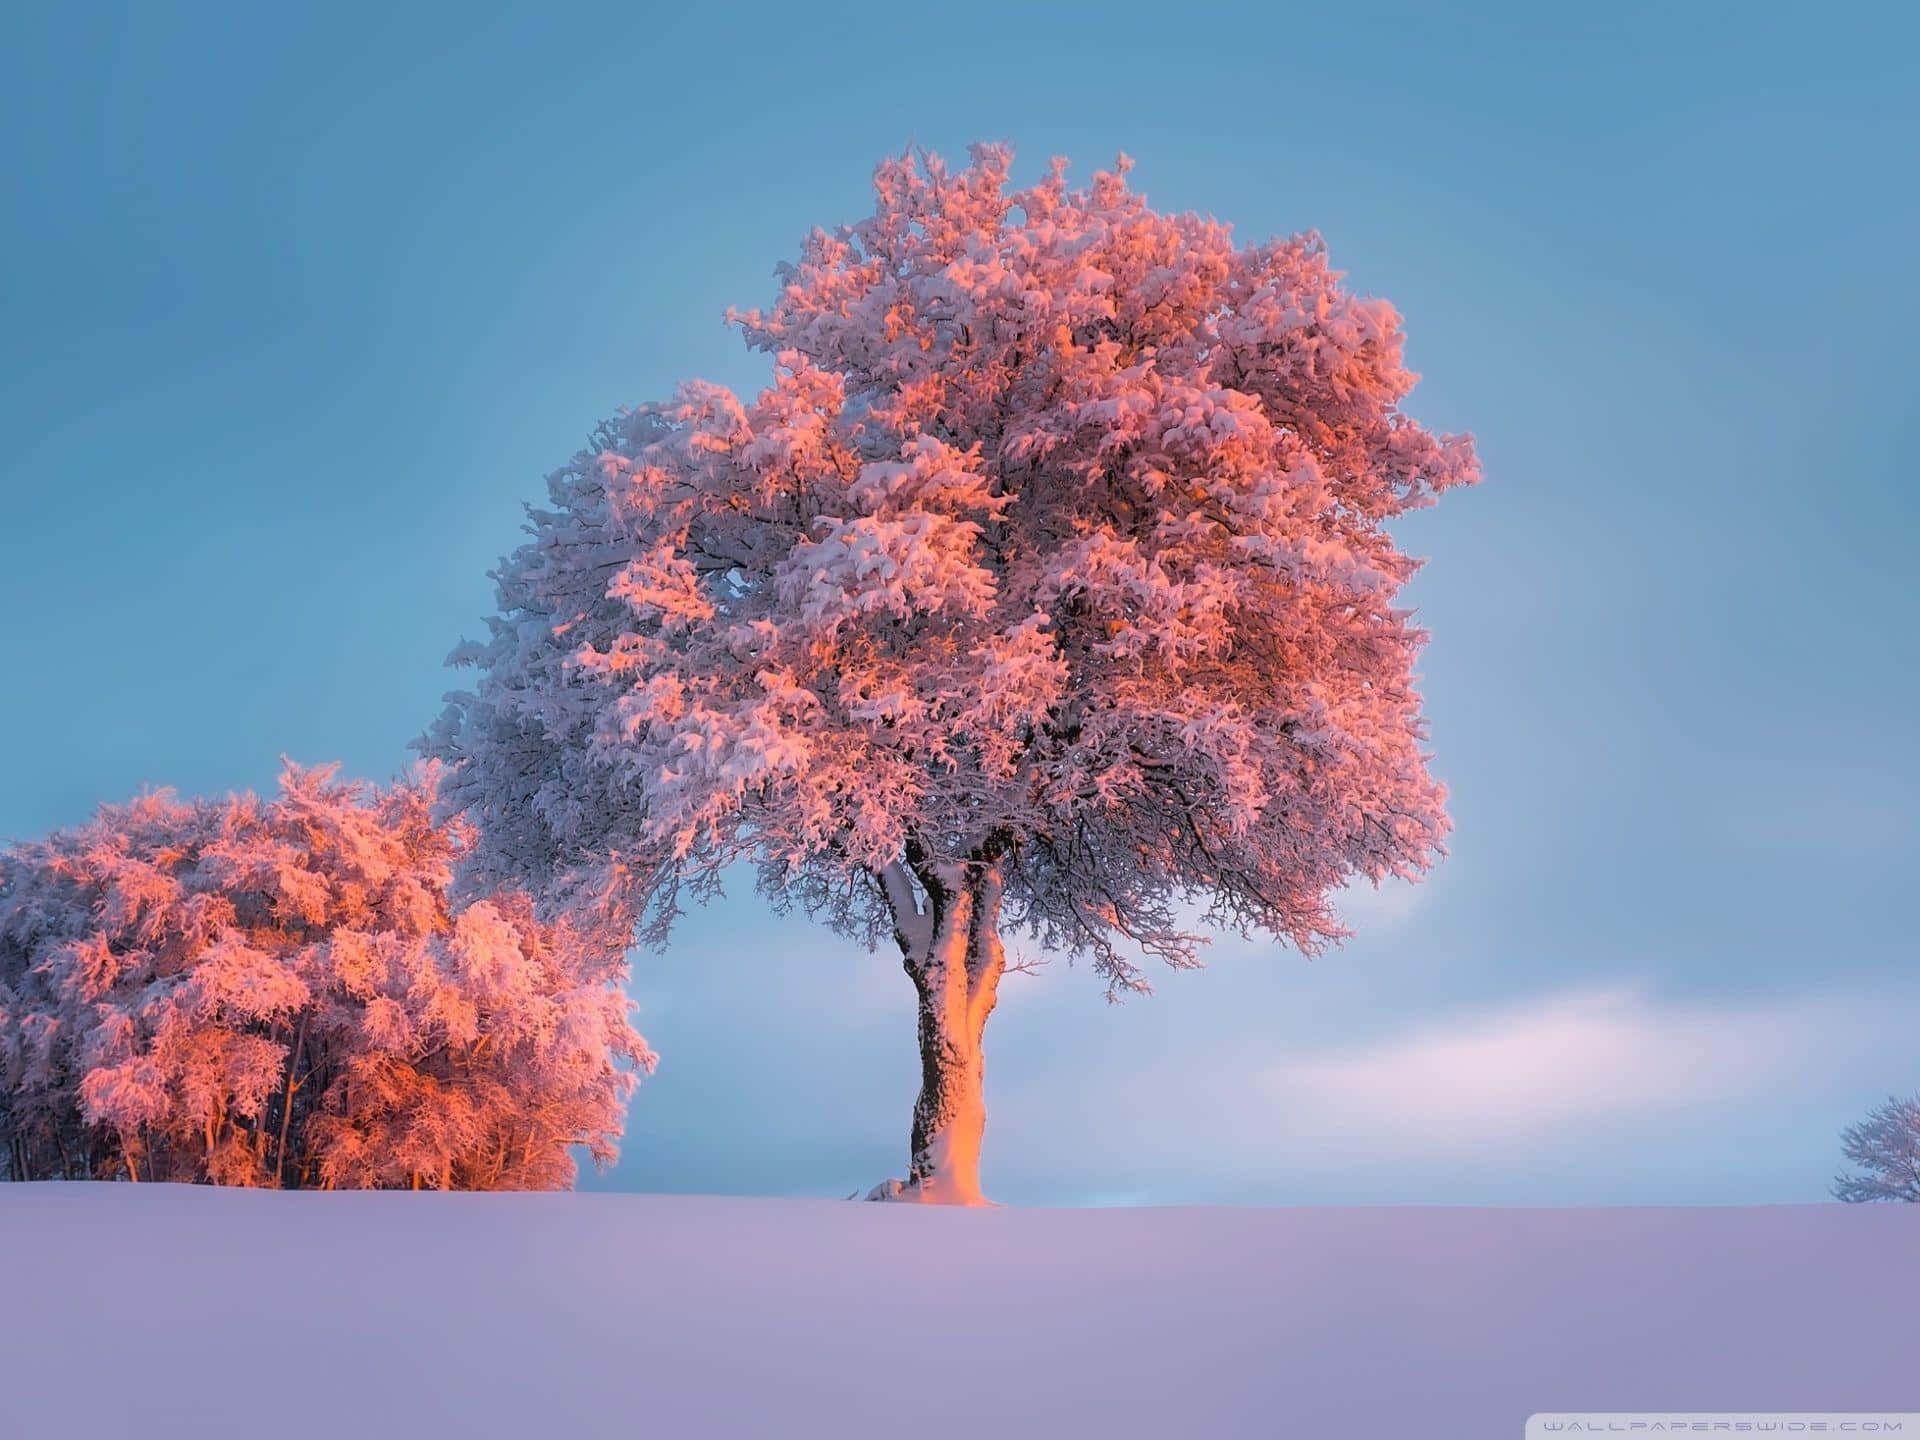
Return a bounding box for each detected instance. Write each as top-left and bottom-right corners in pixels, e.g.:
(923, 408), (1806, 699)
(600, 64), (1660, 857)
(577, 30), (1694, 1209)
(3, 1), (1915, 1205)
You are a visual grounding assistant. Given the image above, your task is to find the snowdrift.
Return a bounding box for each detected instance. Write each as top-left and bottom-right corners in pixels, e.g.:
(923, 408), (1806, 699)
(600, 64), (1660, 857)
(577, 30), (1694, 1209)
(2, 1185), (1914, 1438)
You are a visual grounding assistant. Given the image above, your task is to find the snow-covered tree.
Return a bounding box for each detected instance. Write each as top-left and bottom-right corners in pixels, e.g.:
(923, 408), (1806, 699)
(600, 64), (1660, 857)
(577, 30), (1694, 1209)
(0, 763), (652, 1188)
(1832, 1096), (1920, 1203)
(428, 144), (1479, 1203)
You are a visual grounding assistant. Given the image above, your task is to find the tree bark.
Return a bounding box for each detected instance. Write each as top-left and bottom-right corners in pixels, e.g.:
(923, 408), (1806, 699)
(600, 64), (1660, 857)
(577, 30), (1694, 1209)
(886, 855), (1007, 1205)
(275, 1010), (310, 1189)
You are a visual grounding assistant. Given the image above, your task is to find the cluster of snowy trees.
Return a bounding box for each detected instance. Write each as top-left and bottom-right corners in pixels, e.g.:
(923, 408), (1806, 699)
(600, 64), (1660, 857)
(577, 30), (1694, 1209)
(5, 143), (1504, 1198)
(0, 764), (651, 1188)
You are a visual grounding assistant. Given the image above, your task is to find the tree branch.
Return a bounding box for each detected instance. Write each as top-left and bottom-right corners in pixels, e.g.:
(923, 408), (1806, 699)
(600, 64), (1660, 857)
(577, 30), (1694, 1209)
(877, 860), (932, 960)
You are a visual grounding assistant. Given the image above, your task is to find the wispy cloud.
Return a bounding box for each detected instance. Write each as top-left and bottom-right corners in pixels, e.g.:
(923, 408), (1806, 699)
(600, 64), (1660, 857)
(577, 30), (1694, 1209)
(1331, 872), (1439, 935)
(1261, 983), (1908, 1149)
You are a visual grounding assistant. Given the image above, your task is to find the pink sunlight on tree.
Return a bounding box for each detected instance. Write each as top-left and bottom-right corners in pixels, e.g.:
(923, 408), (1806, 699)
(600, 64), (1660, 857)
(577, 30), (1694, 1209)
(428, 144), (1479, 1204)
(0, 763), (653, 1189)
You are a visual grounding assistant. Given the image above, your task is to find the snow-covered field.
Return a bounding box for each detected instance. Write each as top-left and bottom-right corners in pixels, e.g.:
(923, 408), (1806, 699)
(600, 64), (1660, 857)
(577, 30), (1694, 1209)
(3, 1186), (1915, 1438)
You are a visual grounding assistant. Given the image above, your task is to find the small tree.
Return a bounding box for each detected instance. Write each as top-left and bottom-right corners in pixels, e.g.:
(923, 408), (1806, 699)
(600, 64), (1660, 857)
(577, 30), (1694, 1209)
(430, 145), (1479, 1203)
(1833, 1096), (1920, 1203)
(0, 763), (652, 1188)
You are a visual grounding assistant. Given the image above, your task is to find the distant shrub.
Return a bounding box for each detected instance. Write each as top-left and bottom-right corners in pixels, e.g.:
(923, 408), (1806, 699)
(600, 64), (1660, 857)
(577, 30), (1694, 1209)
(1832, 1096), (1920, 1203)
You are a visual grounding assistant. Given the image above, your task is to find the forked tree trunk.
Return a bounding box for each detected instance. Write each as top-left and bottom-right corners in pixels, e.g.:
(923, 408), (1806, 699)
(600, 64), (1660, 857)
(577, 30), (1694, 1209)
(883, 856), (1007, 1206)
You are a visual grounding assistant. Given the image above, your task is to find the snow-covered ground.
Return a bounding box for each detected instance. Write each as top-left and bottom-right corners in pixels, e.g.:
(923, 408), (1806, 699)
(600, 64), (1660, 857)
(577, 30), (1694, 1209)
(2, 1186), (1915, 1438)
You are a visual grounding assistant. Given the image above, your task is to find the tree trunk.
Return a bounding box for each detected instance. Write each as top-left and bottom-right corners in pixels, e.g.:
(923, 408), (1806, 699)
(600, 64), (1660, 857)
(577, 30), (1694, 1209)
(275, 1010), (310, 1189)
(885, 856), (1007, 1206)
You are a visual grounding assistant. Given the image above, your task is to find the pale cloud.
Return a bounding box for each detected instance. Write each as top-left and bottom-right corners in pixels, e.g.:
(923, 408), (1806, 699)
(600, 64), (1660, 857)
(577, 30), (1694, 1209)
(1331, 872), (1437, 935)
(1260, 983), (1909, 1150)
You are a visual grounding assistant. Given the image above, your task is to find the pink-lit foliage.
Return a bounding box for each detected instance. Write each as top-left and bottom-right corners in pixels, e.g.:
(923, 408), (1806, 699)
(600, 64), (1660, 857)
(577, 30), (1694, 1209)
(0, 764), (652, 1188)
(430, 145), (1478, 1201)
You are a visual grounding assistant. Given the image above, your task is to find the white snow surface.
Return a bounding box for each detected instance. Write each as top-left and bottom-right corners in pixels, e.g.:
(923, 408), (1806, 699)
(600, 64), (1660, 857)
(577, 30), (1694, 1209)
(2, 1185), (1915, 1438)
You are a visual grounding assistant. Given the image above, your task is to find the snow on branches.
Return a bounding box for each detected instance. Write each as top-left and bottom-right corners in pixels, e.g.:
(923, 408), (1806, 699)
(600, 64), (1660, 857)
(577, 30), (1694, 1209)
(428, 144), (1479, 1199)
(432, 143), (1477, 990)
(0, 763), (653, 1188)
(1833, 1096), (1920, 1203)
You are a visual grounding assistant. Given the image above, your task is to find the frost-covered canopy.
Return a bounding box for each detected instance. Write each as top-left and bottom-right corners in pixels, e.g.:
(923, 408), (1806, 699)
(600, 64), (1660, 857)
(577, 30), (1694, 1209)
(432, 144), (1478, 992)
(0, 764), (651, 1188)
(1833, 1096), (1920, 1203)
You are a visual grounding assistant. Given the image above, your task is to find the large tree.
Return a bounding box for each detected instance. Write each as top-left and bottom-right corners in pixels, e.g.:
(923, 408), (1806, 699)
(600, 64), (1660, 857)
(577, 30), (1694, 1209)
(429, 145), (1479, 1203)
